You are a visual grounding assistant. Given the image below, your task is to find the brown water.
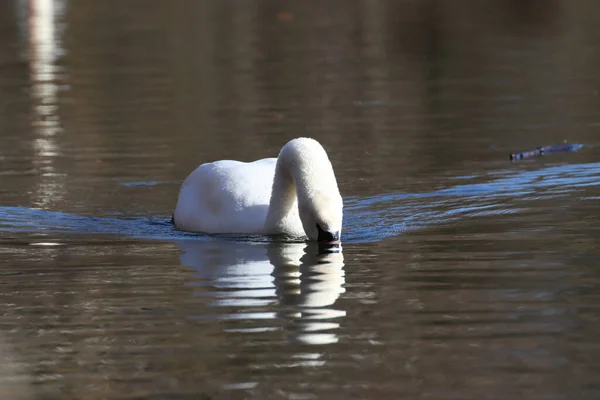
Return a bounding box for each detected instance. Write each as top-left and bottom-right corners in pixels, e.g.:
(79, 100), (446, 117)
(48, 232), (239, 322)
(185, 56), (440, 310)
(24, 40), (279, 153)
(1, 1), (600, 399)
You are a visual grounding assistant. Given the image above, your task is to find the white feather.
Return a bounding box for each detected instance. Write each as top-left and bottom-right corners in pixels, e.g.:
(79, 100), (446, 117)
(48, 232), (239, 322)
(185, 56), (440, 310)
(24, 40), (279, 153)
(173, 138), (343, 240)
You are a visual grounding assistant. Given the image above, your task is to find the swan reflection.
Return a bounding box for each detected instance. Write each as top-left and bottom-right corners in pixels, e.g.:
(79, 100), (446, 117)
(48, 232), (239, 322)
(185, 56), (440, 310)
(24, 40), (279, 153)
(177, 240), (345, 345)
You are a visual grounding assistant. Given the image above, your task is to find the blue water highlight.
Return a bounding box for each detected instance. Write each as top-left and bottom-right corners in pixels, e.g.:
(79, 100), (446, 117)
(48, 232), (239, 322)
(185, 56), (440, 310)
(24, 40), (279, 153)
(1, 162), (599, 243)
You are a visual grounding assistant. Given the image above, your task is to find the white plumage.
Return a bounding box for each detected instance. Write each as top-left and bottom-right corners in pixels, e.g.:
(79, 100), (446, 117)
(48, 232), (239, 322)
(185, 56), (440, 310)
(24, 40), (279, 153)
(173, 138), (343, 241)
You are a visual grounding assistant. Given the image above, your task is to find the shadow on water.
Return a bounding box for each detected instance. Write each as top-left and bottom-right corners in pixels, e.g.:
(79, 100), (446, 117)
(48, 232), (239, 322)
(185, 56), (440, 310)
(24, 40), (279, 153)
(0, 161), (597, 243)
(179, 240), (345, 346)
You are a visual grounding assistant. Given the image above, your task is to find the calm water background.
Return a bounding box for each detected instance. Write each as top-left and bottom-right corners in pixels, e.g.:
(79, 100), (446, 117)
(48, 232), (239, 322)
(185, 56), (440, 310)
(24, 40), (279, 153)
(0, 1), (599, 399)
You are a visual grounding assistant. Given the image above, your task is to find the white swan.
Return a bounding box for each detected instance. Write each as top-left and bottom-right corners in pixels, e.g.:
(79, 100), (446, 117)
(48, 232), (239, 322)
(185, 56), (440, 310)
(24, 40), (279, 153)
(173, 137), (343, 241)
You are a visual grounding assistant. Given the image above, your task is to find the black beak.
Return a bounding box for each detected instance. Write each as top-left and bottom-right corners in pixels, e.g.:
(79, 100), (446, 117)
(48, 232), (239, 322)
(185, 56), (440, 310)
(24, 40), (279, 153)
(316, 224), (340, 242)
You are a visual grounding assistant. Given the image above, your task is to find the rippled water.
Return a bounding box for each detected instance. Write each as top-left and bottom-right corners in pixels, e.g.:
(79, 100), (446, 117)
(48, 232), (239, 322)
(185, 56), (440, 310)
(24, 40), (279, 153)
(1, 1), (600, 399)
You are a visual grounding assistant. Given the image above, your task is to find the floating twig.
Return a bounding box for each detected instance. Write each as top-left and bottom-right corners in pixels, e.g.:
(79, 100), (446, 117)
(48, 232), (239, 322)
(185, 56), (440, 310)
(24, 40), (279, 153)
(509, 144), (583, 161)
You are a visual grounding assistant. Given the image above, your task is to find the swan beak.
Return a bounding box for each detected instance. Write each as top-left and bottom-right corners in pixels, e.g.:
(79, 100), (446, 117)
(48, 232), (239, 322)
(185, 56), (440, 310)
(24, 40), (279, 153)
(317, 225), (340, 243)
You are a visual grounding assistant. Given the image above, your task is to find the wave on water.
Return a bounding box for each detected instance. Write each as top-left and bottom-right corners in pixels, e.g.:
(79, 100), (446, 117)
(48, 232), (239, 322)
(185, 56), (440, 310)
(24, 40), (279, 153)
(0, 162), (598, 243)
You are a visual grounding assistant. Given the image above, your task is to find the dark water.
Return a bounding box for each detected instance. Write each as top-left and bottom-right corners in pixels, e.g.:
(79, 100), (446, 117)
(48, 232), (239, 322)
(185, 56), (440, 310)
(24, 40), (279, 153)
(1, 1), (600, 399)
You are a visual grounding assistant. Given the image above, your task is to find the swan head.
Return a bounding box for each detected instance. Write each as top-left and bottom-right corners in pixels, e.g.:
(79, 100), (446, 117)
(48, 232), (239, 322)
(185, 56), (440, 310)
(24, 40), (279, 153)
(286, 138), (343, 242)
(298, 191), (343, 242)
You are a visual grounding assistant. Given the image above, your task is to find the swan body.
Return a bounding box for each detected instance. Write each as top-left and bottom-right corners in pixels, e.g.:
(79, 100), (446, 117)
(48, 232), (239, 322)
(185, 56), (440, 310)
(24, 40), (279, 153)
(173, 138), (343, 241)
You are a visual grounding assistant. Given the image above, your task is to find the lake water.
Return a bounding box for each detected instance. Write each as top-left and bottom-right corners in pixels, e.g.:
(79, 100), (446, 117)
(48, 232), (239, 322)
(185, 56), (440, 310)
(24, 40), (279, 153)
(1, 1), (600, 399)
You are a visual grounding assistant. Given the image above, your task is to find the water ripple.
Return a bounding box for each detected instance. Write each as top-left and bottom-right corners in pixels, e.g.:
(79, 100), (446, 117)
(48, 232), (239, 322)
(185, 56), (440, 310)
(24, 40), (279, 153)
(0, 162), (598, 243)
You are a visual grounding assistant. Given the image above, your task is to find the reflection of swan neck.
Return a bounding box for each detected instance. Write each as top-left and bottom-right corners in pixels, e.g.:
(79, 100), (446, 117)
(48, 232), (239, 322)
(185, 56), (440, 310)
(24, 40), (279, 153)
(272, 244), (346, 346)
(271, 243), (345, 308)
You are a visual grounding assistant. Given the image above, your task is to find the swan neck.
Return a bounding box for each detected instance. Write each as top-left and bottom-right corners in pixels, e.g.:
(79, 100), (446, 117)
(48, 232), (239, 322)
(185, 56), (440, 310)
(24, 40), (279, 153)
(264, 138), (341, 238)
(265, 157), (299, 233)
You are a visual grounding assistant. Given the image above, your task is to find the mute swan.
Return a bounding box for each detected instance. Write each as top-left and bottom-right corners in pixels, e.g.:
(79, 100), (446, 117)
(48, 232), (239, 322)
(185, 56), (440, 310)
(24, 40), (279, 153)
(173, 138), (343, 241)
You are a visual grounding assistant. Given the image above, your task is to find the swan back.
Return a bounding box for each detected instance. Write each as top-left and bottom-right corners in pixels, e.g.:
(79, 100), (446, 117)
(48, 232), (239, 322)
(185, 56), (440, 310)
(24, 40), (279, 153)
(174, 158), (276, 234)
(267, 138), (343, 240)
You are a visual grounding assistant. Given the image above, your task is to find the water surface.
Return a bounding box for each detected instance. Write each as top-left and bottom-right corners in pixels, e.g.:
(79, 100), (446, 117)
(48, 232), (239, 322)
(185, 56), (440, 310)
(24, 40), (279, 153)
(1, 1), (600, 399)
